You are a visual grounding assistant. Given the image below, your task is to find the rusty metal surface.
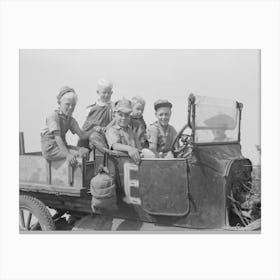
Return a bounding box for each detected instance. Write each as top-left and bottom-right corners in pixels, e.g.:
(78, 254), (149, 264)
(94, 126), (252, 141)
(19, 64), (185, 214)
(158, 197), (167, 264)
(171, 143), (250, 228)
(95, 144), (250, 229)
(117, 144), (249, 229)
(139, 159), (189, 216)
(191, 143), (244, 176)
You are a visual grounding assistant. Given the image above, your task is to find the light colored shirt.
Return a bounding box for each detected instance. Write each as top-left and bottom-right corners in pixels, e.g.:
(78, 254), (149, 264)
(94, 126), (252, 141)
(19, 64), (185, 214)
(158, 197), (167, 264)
(105, 124), (141, 150)
(41, 110), (80, 144)
(147, 121), (177, 153)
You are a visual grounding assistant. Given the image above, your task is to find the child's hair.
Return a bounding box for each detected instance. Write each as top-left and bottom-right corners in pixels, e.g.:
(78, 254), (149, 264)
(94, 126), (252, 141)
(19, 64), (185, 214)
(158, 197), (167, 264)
(97, 79), (113, 92)
(57, 86), (78, 104)
(131, 96), (146, 107)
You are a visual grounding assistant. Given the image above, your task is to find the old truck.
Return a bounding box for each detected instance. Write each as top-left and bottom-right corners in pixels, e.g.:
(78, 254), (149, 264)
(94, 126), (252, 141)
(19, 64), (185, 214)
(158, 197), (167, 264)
(19, 94), (253, 231)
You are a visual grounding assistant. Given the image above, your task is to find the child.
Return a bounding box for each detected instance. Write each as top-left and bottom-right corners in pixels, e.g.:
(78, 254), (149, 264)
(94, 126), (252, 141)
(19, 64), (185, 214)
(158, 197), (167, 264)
(147, 99), (177, 158)
(130, 96), (148, 148)
(78, 79), (114, 148)
(106, 98), (156, 164)
(41, 86), (94, 166)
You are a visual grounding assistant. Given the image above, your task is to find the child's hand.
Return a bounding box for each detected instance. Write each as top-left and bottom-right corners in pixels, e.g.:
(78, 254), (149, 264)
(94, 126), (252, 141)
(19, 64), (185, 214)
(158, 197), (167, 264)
(165, 151), (174, 158)
(94, 126), (103, 133)
(66, 153), (78, 166)
(78, 147), (89, 158)
(158, 152), (164, 158)
(128, 147), (141, 164)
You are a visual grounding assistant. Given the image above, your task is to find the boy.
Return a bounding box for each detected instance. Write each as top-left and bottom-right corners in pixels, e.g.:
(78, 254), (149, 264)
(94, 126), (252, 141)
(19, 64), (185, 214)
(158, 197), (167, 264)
(41, 86), (94, 166)
(78, 79), (114, 148)
(147, 99), (177, 157)
(130, 96), (148, 148)
(105, 98), (143, 164)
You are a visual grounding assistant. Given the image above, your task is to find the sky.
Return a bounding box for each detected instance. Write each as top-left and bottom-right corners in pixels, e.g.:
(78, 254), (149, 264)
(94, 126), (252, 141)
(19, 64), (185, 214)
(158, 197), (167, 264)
(19, 49), (260, 164)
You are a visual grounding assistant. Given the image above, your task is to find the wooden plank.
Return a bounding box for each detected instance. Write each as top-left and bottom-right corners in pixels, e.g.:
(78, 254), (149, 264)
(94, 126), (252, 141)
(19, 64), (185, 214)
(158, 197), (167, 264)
(20, 153), (85, 188)
(20, 182), (82, 196)
(50, 158), (83, 187)
(20, 155), (48, 184)
(46, 160), (51, 184)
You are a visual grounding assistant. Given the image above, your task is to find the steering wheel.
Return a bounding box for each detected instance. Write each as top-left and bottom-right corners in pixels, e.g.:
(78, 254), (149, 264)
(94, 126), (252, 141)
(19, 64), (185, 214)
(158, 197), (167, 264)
(171, 123), (193, 158)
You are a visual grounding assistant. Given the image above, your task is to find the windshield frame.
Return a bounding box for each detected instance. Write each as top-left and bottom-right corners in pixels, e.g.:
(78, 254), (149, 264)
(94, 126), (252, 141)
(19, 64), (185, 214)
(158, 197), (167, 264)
(188, 94), (242, 146)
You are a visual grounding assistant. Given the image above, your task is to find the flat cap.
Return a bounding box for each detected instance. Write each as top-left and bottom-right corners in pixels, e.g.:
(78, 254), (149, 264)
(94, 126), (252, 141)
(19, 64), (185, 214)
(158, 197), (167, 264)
(114, 98), (132, 113)
(154, 99), (172, 111)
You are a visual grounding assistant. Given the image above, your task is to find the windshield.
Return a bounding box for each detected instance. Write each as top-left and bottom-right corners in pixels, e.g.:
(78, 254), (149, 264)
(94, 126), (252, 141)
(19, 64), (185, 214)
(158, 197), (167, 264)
(193, 95), (240, 144)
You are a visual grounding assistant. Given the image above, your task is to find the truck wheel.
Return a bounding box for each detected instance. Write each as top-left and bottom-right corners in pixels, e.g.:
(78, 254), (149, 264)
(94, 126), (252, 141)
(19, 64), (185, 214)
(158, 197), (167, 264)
(19, 195), (56, 231)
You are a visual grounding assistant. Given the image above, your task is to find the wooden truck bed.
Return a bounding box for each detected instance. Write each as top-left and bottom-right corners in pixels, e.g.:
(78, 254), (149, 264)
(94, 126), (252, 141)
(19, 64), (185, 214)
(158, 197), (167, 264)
(19, 152), (95, 196)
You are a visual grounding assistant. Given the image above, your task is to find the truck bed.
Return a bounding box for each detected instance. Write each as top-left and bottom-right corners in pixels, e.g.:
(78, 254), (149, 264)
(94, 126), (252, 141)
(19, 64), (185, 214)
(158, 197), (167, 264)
(19, 152), (94, 196)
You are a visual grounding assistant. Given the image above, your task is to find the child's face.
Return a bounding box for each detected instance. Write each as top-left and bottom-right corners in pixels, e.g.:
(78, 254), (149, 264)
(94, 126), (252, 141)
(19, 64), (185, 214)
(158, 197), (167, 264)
(115, 111), (131, 128)
(97, 87), (112, 103)
(59, 97), (76, 116)
(131, 103), (145, 118)
(155, 107), (171, 126)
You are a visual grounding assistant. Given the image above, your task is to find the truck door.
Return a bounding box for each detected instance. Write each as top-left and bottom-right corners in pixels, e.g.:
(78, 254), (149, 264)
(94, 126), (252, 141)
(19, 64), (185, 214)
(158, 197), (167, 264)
(123, 158), (190, 216)
(139, 158), (190, 216)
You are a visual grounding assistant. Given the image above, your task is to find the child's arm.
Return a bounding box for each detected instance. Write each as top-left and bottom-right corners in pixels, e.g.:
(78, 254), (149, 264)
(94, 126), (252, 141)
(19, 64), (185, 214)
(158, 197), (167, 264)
(71, 119), (96, 140)
(111, 143), (141, 164)
(106, 127), (141, 164)
(54, 134), (78, 165)
(45, 113), (78, 165)
(78, 128), (96, 140)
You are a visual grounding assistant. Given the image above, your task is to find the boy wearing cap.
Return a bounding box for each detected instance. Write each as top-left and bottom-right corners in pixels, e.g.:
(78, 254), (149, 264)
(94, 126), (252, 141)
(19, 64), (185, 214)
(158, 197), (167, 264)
(147, 99), (177, 157)
(105, 98), (142, 164)
(41, 86), (95, 166)
(78, 79), (114, 149)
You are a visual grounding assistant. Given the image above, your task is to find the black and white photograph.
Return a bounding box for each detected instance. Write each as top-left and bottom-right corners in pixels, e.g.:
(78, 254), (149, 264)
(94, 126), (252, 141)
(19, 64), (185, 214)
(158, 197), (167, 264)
(19, 49), (261, 232)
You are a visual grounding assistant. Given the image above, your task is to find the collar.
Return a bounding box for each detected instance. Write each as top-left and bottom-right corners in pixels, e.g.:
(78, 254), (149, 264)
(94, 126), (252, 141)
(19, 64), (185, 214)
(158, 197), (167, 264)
(131, 115), (143, 120)
(154, 121), (168, 128)
(155, 121), (170, 133)
(114, 123), (131, 130)
(96, 100), (112, 107)
(56, 109), (71, 120)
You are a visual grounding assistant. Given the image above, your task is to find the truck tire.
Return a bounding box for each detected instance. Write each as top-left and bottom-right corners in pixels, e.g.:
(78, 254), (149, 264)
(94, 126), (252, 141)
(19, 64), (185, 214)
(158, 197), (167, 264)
(19, 195), (56, 231)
